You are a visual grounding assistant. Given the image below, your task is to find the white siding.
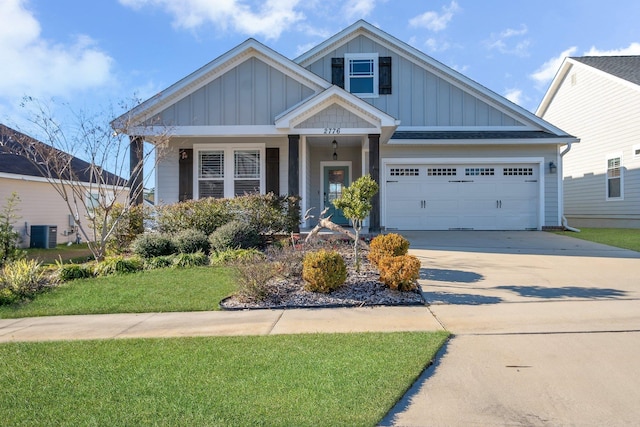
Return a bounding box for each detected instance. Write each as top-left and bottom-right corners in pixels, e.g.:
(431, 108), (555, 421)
(541, 63), (640, 227)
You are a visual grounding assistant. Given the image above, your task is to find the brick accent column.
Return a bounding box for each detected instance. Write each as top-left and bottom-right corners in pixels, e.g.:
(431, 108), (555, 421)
(368, 133), (380, 233)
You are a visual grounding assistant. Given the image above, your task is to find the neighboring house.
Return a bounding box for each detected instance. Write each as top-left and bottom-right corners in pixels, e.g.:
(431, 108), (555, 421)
(0, 124), (127, 247)
(116, 20), (577, 231)
(537, 56), (640, 228)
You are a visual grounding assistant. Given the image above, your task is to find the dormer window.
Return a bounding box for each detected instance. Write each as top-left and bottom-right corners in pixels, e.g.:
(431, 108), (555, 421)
(345, 53), (378, 97)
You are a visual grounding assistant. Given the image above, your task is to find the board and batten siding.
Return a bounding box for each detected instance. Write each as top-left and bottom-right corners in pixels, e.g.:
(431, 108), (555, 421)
(304, 35), (525, 128)
(157, 57), (315, 127)
(541, 63), (640, 226)
(380, 144), (559, 227)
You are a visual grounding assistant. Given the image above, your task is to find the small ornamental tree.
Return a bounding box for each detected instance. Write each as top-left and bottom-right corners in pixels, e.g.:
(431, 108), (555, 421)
(332, 174), (379, 272)
(0, 192), (23, 267)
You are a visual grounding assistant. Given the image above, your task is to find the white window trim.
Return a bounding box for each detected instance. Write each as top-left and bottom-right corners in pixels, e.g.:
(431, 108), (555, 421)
(345, 53), (379, 98)
(193, 144), (265, 199)
(605, 153), (624, 201)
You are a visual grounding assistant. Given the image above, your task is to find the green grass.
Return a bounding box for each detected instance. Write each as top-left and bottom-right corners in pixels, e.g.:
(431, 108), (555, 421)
(0, 267), (235, 318)
(25, 242), (93, 265)
(0, 331), (449, 426)
(553, 228), (640, 252)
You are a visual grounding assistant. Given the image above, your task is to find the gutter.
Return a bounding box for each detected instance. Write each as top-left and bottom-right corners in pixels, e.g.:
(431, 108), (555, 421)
(559, 141), (580, 232)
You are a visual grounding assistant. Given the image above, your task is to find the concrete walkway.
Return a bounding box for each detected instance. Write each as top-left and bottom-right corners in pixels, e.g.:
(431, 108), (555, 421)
(0, 306), (443, 342)
(382, 231), (640, 427)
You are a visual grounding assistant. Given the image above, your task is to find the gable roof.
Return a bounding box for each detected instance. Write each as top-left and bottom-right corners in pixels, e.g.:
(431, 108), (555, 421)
(0, 124), (125, 186)
(113, 38), (331, 133)
(571, 56), (640, 86)
(296, 20), (573, 138)
(537, 55), (640, 117)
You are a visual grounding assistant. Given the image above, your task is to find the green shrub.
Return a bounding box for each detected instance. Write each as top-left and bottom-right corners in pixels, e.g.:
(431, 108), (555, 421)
(210, 248), (264, 266)
(232, 254), (277, 302)
(0, 192), (24, 267)
(94, 256), (143, 276)
(171, 251), (209, 268)
(0, 259), (45, 301)
(95, 203), (149, 255)
(378, 255), (421, 291)
(156, 198), (233, 236)
(172, 228), (210, 254)
(302, 250), (347, 293)
(144, 256), (174, 270)
(209, 220), (261, 252)
(57, 263), (94, 282)
(131, 233), (176, 258)
(368, 233), (410, 267)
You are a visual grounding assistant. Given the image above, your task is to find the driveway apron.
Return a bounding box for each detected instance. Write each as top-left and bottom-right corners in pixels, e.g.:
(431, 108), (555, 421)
(383, 231), (640, 427)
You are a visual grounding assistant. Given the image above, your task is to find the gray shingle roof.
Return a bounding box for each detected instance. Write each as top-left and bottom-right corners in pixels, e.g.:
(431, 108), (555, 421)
(0, 124), (126, 185)
(571, 56), (640, 86)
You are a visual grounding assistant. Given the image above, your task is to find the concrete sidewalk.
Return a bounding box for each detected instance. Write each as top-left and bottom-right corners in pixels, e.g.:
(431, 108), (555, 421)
(0, 305), (444, 342)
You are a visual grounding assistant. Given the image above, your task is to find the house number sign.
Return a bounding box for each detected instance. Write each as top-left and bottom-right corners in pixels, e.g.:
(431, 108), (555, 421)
(324, 128), (341, 134)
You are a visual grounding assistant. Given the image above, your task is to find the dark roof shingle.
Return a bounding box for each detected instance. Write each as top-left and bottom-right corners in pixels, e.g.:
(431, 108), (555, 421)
(571, 56), (640, 86)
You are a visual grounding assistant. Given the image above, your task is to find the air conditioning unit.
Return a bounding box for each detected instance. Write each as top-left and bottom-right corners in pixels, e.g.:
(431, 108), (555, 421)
(30, 225), (58, 249)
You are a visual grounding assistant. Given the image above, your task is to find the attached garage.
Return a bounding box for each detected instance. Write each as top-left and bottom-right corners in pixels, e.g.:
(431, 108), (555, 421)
(384, 161), (542, 230)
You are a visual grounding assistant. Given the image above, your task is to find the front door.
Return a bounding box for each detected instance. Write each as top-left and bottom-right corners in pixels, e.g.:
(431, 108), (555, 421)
(323, 165), (350, 225)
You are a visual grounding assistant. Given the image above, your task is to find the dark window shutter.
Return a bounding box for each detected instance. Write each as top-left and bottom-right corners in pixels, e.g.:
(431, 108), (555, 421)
(331, 58), (344, 88)
(379, 56), (392, 94)
(265, 147), (279, 195)
(178, 149), (193, 201)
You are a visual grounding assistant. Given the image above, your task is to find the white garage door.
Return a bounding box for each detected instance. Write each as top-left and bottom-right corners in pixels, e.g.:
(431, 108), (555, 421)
(385, 163), (539, 230)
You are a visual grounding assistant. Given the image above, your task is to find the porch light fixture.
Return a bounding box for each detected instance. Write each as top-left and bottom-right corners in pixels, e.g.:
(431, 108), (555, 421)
(332, 139), (338, 160)
(549, 161), (557, 174)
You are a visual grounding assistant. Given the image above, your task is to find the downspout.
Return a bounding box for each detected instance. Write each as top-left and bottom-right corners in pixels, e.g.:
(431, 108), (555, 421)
(559, 142), (580, 232)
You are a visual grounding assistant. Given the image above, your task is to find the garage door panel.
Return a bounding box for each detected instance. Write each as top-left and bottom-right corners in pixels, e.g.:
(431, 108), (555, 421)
(385, 163), (540, 231)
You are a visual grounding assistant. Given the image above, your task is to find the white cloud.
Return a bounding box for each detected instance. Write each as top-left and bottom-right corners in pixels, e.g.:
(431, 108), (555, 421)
(530, 46), (577, 86)
(409, 1), (460, 32)
(120, 0), (304, 40)
(342, 0), (376, 21)
(504, 88), (523, 105)
(424, 37), (451, 53)
(0, 0), (113, 100)
(484, 24), (531, 57)
(584, 42), (640, 56)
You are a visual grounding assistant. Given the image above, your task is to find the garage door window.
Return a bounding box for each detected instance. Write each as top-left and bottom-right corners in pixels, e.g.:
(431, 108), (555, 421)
(465, 167), (494, 176)
(390, 168), (419, 176)
(504, 167), (533, 176)
(427, 168), (457, 176)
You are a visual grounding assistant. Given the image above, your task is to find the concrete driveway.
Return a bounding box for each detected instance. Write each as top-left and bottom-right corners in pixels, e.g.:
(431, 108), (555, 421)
(383, 231), (640, 427)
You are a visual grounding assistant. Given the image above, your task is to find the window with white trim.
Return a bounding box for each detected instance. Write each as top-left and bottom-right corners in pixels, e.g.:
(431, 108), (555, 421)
(634, 144), (640, 159)
(345, 53), (378, 98)
(234, 150), (260, 196)
(606, 155), (623, 200)
(198, 150), (224, 198)
(196, 146), (263, 199)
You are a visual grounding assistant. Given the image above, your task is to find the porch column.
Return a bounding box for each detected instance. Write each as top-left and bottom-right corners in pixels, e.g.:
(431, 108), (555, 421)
(368, 133), (380, 233)
(129, 135), (144, 207)
(288, 134), (300, 232)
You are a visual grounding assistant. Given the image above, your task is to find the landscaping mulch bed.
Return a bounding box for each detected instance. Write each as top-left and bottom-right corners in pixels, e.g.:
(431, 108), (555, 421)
(220, 242), (425, 310)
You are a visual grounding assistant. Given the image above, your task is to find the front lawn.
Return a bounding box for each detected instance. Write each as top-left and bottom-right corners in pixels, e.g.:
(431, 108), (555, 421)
(0, 331), (449, 426)
(553, 228), (640, 252)
(0, 267), (235, 318)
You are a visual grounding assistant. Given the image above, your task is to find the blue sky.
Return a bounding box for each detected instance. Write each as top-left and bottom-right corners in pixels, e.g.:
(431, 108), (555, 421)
(2, 0), (640, 130)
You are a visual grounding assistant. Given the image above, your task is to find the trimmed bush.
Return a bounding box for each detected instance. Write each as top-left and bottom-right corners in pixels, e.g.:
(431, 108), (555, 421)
(0, 259), (45, 301)
(173, 229), (210, 254)
(156, 198), (233, 236)
(131, 233), (176, 258)
(368, 233), (410, 267)
(302, 250), (347, 293)
(171, 251), (209, 268)
(209, 220), (261, 252)
(378, 255), (421, 291)
(57, 263), (94, 282)
(94, 256), (143, 276)
(210, 248), (264, 266)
